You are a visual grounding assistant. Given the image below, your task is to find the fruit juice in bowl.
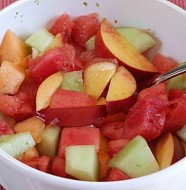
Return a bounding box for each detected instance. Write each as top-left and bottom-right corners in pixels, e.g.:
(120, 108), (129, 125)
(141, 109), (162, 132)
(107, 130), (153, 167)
(0, 0), (186, 190)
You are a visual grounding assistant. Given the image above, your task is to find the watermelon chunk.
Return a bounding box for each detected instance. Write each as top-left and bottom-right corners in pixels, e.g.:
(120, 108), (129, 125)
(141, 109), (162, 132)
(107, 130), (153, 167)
(58, 126), (100, 157)
(49, 89), (96, 108)
(164, 98), (186, 132)
(52, 156), (67, 177)
(152, 54), (178, 74)
(123, 96), (169, 141)
(72, 13), (100, 47)
(0, 120), (14, 135)
(105, 168), (130, 181)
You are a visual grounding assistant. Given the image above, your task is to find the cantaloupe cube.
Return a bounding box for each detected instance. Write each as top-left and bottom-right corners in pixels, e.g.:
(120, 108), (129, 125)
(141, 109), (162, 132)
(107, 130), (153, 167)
(17, 146), (39, 161)
(13, 116), (45, 143)
(0, 61), (25, 94)
(25, 28), (54, 53)
(0, 29), (29, 63)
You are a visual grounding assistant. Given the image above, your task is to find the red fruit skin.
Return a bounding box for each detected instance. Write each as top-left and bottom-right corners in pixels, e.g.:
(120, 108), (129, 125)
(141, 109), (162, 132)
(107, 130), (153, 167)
(72, 13), (100, 47)
(38, 88), (107, 127)
(106, 92), (137, 115)
(122, 97), (169, 142)
(39, 105), (107, 127)
(0, 120), (14, 135)
(94, 24), (157, 81)
(172, 134), (185, 164)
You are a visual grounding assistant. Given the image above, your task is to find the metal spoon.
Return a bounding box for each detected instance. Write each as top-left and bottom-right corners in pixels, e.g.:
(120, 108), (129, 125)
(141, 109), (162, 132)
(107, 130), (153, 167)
(151, 62), (186, 85)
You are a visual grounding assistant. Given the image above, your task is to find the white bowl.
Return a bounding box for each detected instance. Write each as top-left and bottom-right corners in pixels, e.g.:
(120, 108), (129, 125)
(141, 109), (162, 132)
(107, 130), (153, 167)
(0, 0), (186, 190)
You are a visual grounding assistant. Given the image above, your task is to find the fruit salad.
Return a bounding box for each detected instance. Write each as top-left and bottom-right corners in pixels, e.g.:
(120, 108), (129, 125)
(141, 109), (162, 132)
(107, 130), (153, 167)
(0, 12), (185, 182)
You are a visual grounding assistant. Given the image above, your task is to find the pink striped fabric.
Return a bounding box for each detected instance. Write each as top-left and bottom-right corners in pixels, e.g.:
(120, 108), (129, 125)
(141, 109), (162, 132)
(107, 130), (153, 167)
(0, 0), (186, 10)
(0, 0), (16, 9)
(169, 0), (186, 9)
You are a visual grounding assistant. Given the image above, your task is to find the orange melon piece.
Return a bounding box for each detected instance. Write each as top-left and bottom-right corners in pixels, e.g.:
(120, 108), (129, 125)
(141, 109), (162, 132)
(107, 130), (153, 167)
(0, 61), (25, 94)
(13, 116), (45, 143)
(97, 150), (110, 180)
(0, 29), (29, 63)
(17, 146), (39, 161)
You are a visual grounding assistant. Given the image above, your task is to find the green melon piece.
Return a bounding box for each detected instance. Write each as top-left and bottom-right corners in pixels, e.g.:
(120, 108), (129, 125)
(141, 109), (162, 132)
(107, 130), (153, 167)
(116, 27), (157, 53)
(85, 27), (157, 53)
(167, 71), (186, 91)
(65, 145), (99, 181)
(85, 36), (95, 50)
(177, 125), (186, 143)
(25, 28), (54, 52)
(61, 70), (84, 92)
(0, 132), (36, 158)
(37, 125), (61, 159)
(108, 135), (160, 178)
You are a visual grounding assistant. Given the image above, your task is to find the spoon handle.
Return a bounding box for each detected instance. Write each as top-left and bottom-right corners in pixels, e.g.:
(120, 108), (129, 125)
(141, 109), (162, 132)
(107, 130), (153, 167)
(152, 62), (186, 85)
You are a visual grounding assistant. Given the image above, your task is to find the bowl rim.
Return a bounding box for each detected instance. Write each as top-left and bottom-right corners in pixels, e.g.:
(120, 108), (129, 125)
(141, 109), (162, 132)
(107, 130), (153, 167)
(1, 149), (186, 187)
(0, 0), (186, 188)
(0, 0), (186, 17)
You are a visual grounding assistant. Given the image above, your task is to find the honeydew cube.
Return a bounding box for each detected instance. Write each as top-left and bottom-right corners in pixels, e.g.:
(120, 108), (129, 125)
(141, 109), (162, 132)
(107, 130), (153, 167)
(0, 132), (36, 158)
(61, 70), (84, 92)
(37, 125), (61, 159)
(25, 28), (54, 53)
(85, 36), (95, 51)
(108, 135), (160, 178)
(177, 125), (186, 143)
(116, 27), (157, 53)
(84, 27), (157, 53)
(31, 47), (40, 58)
(65, 145), (99, 181)
(167, 71), (186, 91)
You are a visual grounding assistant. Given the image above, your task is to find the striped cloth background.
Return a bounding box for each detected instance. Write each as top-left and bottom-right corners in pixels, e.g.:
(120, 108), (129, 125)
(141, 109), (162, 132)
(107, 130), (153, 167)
(0, 0), (185, 190)
(0, 0), (16, 9)
(169, 0), (186, 8)
(0, 0), (186, 10)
